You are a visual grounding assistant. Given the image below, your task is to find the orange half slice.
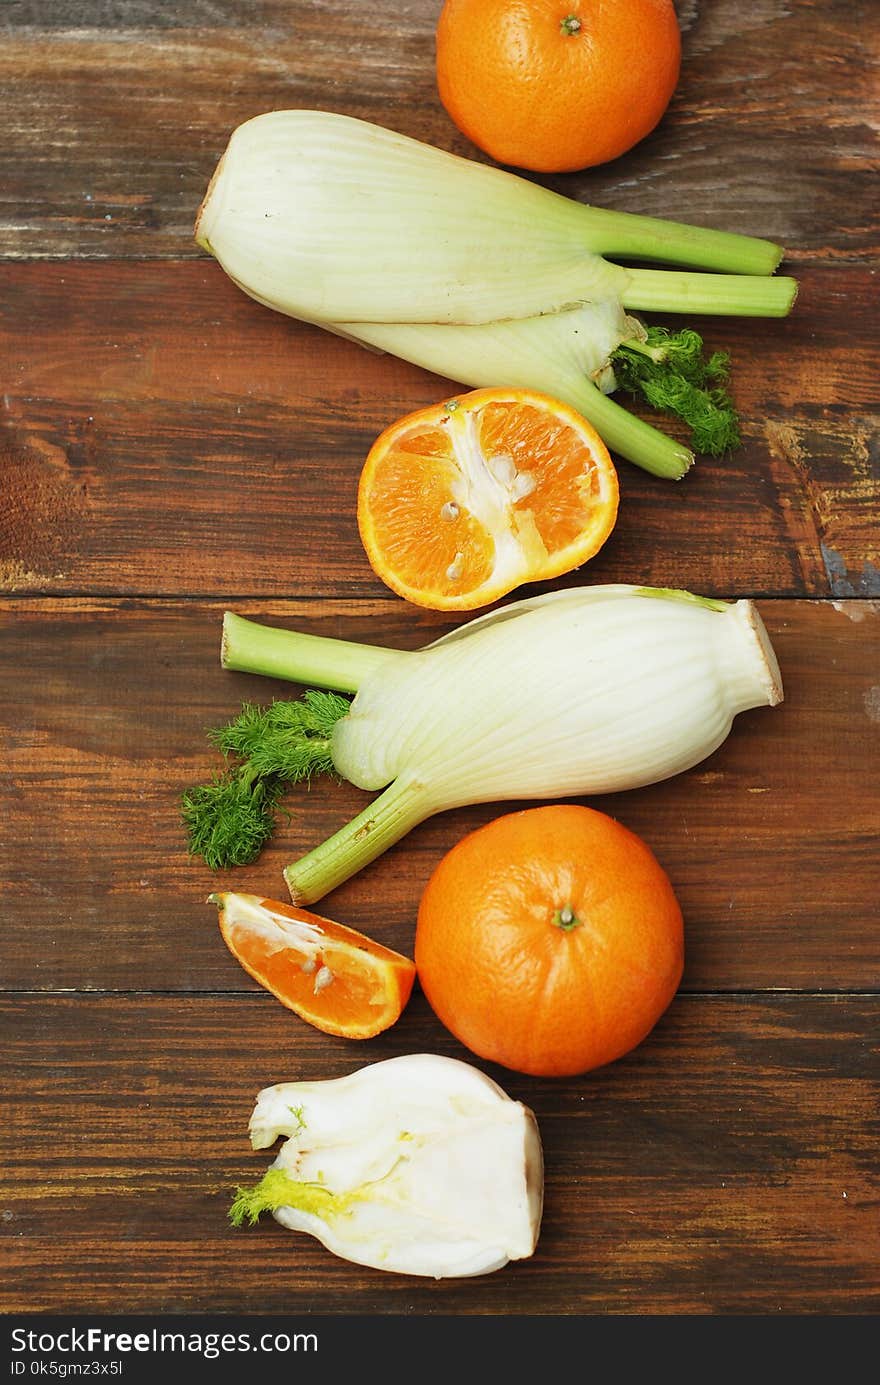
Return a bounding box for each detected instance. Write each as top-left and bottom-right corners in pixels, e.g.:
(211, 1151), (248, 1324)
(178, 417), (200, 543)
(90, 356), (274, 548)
(212, 892), (416, 1039)
(357, 387), (619, 610)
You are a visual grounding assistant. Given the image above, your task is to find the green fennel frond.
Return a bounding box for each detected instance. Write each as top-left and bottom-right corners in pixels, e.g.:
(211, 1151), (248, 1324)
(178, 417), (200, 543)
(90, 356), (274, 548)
(210, 692), (349, 782)
(229, 1169), (295, 1227)
(611, 326), (741, 456)
(287, 1104), (307, 1137)
(181, 771), (285, 870)
(181, 691), (350, 870)
(229, 1168), (343, 1228)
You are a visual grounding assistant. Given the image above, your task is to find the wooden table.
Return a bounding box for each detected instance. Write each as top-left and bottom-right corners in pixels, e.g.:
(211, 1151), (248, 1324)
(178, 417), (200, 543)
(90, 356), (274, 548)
(2, 1), (877, 1318)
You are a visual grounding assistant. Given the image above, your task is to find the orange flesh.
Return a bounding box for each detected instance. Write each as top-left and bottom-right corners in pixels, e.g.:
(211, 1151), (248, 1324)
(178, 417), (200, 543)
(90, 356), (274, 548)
(358, 389), (618, 610)
(217, 894), (416, 1039)
(363, 427), (495, 595)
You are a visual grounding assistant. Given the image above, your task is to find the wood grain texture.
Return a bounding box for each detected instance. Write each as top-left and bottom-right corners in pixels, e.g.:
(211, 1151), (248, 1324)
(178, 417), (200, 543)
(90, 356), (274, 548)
(1, 261), (877, 598)
(1, 992), (876, 1315)
(1, 0), (877, 1321)
(1, 598), (877, 993)
(0, 1), (875, 260)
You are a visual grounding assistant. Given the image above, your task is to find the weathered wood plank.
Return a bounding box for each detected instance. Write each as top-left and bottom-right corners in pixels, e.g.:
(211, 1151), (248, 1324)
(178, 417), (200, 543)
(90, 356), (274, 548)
(2, 261), (876, 598)
(1, 598), (877, 992)
(1, 992), (876, 1314)
(0, 1), (875, 259)
(0, 0), (875, 1329)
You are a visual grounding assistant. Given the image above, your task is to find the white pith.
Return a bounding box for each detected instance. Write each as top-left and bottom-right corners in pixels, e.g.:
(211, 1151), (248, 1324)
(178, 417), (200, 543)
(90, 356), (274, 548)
(429, 398), (606, 594)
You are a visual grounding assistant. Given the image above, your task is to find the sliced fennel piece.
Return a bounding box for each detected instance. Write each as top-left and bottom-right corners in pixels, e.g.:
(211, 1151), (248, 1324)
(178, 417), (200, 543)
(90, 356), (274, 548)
(217, 587), (784, 905)
(234, 1054), (544, 1279)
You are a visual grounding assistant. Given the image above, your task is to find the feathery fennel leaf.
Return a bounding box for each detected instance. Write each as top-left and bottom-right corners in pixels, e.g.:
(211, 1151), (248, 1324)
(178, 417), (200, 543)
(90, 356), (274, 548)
(182, 691), (350, 869)
(180, 771), (285, 871)
(229, 1168), (351, 1227)
(210, 692), (349, 782)
(230, 1169), (302, 1227)
(611, 326), (741, 456)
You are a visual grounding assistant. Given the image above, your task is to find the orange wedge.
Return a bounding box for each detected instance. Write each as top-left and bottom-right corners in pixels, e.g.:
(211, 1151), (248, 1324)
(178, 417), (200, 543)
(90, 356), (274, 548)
(357, 387), (619, 610)
(211, 892), (416, 1039)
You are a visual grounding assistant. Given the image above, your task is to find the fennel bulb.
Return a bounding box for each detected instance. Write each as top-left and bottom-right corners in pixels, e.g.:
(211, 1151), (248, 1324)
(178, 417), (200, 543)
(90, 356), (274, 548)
(194, 109), (798, 477)
(182, 585), (783, 902)
(230, 1054), (544, 1278)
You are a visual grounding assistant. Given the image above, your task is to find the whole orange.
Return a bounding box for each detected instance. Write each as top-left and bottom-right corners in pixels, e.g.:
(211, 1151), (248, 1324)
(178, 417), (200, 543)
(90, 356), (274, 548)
(415, 805), (684, 1077)
(435, 0), (682, 173)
